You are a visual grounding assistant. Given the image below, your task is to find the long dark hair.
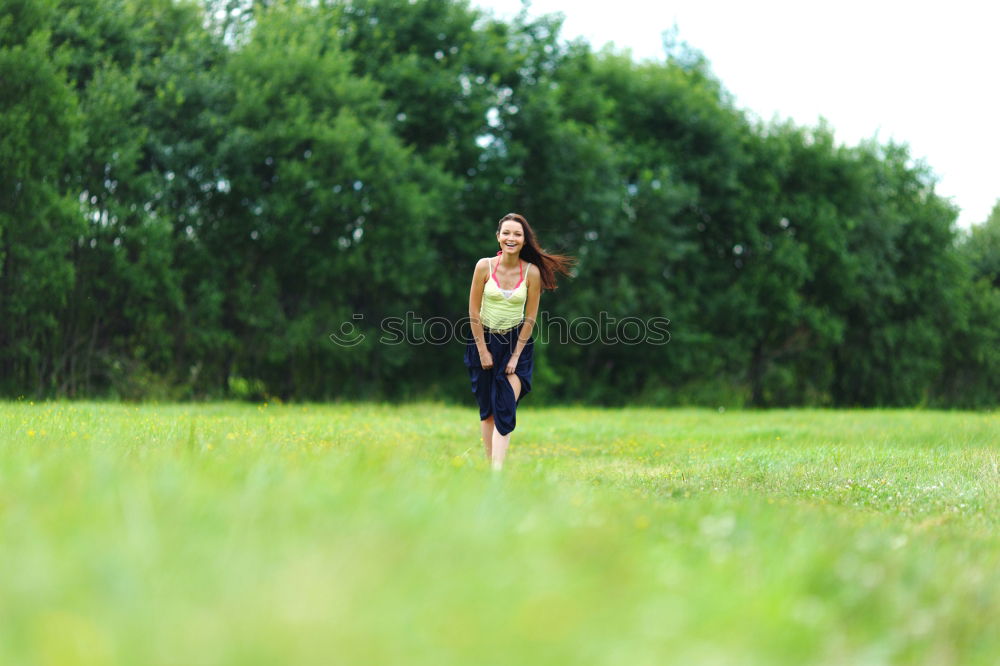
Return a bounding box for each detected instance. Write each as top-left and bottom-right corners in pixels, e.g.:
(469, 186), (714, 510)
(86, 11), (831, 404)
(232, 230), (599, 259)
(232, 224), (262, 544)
(497, 213), (574, 290)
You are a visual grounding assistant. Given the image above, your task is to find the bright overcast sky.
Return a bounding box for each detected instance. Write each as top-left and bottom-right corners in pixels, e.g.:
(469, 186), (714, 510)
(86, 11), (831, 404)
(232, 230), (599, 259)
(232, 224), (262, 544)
(475, 0), (999, 229)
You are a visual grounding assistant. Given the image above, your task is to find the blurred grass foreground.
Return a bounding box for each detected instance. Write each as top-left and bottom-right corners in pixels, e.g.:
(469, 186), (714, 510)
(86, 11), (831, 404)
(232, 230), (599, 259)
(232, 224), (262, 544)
(1, 402), (998, 665)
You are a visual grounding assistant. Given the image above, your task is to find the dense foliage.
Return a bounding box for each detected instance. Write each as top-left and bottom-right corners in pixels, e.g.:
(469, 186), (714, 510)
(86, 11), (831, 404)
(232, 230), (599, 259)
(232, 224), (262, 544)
(1, 0), (997, 406)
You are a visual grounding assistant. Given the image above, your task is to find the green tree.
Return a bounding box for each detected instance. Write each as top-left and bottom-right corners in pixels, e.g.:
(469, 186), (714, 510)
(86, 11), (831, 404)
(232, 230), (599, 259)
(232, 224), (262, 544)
(0, 2), (83, 395)
(961, 200), (1000, 286)
(827, 143), (961, 405)
(204, 2), (455, 398)
(535, 46), (753, 404)
(41, 0), (211, 397)
(935, 201), (1000, 406)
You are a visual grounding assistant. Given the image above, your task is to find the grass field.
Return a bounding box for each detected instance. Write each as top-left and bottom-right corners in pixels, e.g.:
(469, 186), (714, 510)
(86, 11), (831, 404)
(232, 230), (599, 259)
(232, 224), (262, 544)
(1, 402), (998, 665)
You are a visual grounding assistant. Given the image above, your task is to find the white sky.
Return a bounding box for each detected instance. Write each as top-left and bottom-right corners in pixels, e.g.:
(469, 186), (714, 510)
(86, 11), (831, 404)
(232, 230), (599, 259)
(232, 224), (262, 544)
(475, 0), (999, 228)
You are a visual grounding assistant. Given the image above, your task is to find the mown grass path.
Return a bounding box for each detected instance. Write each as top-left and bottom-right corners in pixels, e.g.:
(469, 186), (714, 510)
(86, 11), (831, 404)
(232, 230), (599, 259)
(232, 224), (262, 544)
(1, 403), (997, 665)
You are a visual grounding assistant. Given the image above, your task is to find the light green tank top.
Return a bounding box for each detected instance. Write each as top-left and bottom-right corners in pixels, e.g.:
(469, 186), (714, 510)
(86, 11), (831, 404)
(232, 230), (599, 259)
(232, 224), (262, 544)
(480, 256), (528, 330)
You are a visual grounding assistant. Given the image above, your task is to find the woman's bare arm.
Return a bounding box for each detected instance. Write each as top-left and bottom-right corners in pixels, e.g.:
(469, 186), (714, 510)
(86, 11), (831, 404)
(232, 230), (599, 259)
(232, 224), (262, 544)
(512, 263), (540, 358)
(468, 258), (489, 354)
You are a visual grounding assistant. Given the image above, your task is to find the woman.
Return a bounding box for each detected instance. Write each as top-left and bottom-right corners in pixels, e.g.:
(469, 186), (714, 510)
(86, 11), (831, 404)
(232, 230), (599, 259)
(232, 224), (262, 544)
(465, 213), (573, 471)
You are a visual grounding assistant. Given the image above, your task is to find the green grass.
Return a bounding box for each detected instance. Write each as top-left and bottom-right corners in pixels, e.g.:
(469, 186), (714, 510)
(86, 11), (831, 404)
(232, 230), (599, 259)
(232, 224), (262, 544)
(1, 402), (998, 665)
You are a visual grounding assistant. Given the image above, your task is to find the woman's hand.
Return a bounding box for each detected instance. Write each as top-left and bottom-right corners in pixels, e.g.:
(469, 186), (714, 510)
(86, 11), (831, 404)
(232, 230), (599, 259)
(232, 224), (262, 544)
(505, 353), (520, 374)
(479, 349), (494, 370)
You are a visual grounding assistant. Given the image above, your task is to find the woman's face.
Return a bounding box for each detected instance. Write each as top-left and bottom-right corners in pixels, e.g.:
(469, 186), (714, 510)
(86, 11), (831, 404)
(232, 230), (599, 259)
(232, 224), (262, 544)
(497, 220), (525, 256)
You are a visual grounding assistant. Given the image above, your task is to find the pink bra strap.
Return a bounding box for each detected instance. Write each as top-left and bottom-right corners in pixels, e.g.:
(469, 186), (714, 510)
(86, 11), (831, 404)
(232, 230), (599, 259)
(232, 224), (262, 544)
(490, 254), (525, 288)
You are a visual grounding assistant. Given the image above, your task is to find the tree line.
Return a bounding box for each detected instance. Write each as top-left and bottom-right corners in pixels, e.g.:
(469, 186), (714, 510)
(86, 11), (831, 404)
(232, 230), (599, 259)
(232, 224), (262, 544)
(2, 0), (998, 406)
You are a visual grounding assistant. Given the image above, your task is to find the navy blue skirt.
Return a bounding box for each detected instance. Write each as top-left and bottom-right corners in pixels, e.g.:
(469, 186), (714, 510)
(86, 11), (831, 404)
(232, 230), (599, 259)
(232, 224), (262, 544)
(464, 323), (534, 436)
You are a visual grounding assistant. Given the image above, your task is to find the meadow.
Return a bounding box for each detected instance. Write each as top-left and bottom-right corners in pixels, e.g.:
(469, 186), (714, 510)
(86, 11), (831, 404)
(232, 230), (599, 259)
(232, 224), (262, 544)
(1, 402), (997, 665)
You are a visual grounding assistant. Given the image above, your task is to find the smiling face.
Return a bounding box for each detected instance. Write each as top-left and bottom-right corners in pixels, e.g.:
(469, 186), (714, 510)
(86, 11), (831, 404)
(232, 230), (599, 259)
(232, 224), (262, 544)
(497, 219), (525, 256)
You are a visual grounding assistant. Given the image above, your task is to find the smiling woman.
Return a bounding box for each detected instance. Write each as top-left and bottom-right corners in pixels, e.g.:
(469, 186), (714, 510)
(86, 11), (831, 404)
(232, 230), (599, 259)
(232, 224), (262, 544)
(465, 213), (574, 471)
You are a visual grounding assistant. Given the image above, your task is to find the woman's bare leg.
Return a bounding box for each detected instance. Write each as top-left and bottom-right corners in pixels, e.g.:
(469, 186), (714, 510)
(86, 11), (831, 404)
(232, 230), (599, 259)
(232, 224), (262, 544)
(480, 414), (494, 460)
(491, 374), (522, 471)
